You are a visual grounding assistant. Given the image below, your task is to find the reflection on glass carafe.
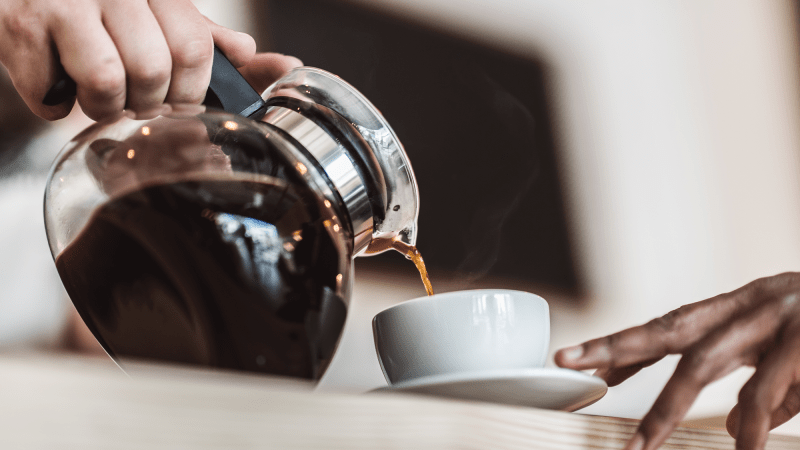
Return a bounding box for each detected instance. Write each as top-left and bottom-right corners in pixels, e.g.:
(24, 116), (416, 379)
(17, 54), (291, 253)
(44, 63), (419, 380)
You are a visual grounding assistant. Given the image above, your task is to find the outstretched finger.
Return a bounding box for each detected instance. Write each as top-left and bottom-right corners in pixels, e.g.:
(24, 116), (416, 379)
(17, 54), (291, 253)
(555, 326), (668, 372)
(556, 285), (768, 373)
(556, 299), (728, 371)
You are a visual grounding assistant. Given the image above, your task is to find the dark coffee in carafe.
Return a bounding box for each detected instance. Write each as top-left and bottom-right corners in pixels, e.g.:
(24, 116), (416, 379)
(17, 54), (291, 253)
(47, 106), (357, 379)
(56, 173), (348, 379)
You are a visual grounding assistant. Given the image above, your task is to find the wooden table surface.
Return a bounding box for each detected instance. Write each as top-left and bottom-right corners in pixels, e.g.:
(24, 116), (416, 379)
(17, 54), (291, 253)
(0, 354), (797, 450)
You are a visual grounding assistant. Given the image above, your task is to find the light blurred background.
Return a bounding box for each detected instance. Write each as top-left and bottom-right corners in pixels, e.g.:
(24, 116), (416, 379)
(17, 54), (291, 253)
(3, 0), (800, 435)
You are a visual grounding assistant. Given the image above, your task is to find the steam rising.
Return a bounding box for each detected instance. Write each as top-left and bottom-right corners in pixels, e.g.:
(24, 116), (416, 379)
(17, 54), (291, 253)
(456, 62), (541, 282)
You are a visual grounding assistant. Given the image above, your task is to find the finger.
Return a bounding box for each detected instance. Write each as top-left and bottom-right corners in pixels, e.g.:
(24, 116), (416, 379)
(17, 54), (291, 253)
(49, 6), (126, 120)
(771, 384), (800, 431)
(239, 52), (303, 93)
(628, 359), (717, 450)
(594, 357), (660, 387)
(556, 289), (765, 372)
(727, 384), (800, 439)
(726, 405), (741, 438)
(554, 308), (695, 371)
(102, 0), (172, 117)
(3, 46), (75, 121)
(149, 0), (213, 105)
(728, 321), (800, 449)
(631, 303), (784, 450)
(204, 17), (256, 68)
(0, 8), (74, 120)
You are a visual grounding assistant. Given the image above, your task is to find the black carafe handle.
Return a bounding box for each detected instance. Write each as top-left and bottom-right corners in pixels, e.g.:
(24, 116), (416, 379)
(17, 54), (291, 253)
(42, 47), (267, 118)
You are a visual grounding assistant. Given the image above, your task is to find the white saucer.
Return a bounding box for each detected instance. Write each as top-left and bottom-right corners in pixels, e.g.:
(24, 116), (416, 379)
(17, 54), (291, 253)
(372, 367), (607, 412)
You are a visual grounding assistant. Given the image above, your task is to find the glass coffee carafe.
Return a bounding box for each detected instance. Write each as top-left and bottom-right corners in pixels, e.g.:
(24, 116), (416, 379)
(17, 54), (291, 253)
(44, 49), (419, 380)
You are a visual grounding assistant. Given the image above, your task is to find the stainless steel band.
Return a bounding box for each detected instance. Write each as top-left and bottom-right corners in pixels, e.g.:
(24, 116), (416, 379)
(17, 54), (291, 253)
(261, 106), (374, 254)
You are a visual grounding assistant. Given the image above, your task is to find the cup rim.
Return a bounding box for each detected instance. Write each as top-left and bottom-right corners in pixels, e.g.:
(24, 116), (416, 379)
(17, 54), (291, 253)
(372, 289), (547, 323)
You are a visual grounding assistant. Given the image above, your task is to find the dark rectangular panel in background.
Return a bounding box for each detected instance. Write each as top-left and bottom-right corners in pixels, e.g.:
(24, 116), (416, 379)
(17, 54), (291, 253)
(257, 0), (582, 295)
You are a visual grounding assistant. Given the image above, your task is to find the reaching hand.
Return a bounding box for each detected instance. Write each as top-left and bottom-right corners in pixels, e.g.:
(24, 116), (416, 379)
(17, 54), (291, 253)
(0, 0), (300, 121)
(555, 272), (800, 450)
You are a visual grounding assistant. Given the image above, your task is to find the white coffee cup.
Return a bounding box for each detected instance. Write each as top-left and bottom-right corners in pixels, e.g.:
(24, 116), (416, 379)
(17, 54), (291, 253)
(372, 289), (550, 385)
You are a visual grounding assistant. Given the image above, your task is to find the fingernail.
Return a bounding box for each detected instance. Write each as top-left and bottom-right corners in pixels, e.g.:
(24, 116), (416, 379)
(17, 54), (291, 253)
(561, 345), (584, 361)
(624, 432), (645, 450)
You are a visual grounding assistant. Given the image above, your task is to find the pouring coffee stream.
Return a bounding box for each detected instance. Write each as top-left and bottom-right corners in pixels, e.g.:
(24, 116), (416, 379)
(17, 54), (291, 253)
(44, 49), (428, 378)
(367, 237), (434, 297)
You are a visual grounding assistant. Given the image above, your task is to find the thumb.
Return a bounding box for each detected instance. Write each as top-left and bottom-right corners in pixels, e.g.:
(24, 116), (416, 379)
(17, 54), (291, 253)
(204, 17), (256, 68)
(239, 52), (303, 93)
